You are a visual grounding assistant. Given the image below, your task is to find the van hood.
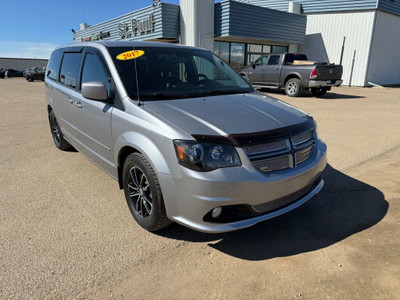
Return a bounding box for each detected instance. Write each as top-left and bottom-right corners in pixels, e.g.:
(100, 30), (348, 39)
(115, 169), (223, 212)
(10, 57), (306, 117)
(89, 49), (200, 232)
(142, 92), (314, 146)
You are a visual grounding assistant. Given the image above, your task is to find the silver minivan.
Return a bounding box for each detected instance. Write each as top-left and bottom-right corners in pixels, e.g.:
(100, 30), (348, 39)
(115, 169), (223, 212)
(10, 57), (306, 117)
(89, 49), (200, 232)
(45, 41), (327, 233)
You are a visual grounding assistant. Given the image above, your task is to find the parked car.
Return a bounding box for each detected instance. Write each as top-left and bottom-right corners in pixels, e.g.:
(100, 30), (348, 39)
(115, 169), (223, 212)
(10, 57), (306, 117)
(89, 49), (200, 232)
(45, 41), (327, 233)
(4, 69), (23, 78)
(25, 66), (46, 82)
(239, 53), (343, 97)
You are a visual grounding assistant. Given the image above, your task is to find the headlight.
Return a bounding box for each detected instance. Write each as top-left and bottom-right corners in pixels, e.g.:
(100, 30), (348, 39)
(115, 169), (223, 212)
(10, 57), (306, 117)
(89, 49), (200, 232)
(173, 140), (241, 172)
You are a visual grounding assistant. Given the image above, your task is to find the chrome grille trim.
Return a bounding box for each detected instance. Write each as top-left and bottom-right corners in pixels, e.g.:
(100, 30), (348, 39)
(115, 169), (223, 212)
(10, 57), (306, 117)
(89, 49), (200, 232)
(244, 139), (289, 156)
(295, 145), (313, 165)
(245, 130), (316, 173)
(291, 131), (313, 148)
(252, 155), (292, 172)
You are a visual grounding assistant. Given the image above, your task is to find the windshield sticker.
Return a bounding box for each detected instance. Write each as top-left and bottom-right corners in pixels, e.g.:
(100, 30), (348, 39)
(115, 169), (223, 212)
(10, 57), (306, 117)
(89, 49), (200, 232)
(116, 50), (145, 60)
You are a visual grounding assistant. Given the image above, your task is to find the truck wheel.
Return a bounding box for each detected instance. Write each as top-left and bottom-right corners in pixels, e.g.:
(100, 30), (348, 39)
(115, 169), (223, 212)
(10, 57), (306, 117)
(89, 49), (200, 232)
(285, 78), (302, 97)
(123, 153), (172, 232)
(49, 110), (72, 150)
(311, 87), (328, 97)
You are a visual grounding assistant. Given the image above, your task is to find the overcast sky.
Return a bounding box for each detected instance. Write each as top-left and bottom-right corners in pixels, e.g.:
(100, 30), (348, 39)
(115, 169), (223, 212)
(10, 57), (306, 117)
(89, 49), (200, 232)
(0, 0), (183, 59)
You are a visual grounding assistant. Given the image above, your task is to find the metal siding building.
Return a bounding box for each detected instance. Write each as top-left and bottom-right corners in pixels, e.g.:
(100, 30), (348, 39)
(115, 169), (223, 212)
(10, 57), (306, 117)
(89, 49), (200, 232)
(73, 3), (180, 43)
(366, 10), (400, 85)
(72, 0), (400, 86)
(299, 11), (376, 86)
(75, 0), (306, 71)
(215, 1), (306, 44)
(0, 57), (48, 72)
(244, 0), (400, 86)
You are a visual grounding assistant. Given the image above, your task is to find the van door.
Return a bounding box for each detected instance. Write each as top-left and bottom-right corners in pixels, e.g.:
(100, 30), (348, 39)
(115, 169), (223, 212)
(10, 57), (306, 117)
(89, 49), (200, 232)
(72, 49), (116, 177)
(55, 50), (84, 141)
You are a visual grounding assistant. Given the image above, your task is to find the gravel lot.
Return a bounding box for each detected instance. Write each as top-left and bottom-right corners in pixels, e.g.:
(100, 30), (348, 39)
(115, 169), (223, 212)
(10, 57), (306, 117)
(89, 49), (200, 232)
(1, 78), (399, 299)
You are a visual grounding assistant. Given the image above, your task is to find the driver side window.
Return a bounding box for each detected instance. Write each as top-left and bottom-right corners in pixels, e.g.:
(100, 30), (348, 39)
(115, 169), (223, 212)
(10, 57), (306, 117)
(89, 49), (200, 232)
(255, 56), (269, 66)
(80, 53), (110, 94)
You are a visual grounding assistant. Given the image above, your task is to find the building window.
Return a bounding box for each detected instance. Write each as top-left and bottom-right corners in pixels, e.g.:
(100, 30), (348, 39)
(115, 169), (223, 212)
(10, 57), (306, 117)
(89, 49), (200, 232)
(230, 43), (245, 70)
(272, 45), (288, 54)
(214, 41), (288, 69)
(213, 41), (230, 64)
(247, 44), (272, 65)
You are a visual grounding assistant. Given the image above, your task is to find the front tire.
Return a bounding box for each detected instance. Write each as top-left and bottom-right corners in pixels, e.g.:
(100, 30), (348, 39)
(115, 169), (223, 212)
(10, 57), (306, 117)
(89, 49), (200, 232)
(48, 110), (72, 150)
(285, 78), (302, 97)
(123, 153), (171, 232)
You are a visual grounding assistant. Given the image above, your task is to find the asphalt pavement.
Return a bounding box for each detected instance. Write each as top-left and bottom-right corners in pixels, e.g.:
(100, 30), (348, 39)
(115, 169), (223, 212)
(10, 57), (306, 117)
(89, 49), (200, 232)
(1, 78), (399, 299)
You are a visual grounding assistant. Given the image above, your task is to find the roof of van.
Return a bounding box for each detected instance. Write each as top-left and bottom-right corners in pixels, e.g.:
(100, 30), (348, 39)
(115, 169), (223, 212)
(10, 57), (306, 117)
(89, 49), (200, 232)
(60, 40), (203, 50)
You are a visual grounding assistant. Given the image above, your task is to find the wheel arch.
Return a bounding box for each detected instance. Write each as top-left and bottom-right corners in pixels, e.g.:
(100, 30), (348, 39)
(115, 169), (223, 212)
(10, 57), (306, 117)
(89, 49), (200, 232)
(114, 132), (176, 190)
(284, 73), (302, 86)
(117, 145), (141, 189)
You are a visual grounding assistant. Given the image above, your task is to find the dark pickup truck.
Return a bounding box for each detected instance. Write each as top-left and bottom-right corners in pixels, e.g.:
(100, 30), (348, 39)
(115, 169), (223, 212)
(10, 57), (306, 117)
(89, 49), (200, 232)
(25, 67), (46, 82)
(238, 53), (343, 97)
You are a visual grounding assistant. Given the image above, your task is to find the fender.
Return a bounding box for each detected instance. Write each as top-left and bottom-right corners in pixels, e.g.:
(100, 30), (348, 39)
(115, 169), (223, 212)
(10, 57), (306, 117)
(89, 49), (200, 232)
(114, 131), (177, 176)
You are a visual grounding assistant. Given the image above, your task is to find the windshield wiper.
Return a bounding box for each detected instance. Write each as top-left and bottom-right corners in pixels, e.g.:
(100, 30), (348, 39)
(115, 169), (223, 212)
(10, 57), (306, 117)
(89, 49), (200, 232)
(194, 89), (252, 97)
(141, 93), (188, 100)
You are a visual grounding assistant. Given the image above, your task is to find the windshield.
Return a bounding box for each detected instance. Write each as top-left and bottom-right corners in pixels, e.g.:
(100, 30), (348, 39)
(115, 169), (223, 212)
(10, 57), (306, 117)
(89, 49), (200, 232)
(108, 46), (253, 100)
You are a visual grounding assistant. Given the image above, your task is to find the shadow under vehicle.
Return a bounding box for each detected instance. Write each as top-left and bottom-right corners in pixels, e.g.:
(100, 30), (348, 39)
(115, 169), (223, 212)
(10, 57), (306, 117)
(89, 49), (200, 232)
(157, 164), (388, 260)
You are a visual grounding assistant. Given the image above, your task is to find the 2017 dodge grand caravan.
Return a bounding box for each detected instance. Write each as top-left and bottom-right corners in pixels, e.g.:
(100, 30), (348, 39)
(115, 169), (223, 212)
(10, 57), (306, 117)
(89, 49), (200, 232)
(45, 41), (327, 233)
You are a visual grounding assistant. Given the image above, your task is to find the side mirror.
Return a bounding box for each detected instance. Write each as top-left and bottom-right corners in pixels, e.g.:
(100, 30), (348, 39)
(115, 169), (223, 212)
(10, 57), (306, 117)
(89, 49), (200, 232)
(82, 81), (108, 101)
(251, 62), (256, 69)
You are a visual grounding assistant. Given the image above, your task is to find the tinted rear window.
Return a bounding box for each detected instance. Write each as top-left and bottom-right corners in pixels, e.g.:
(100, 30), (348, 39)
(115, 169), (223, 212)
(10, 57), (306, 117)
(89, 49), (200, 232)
(47, 49), (63, 81)
(60, 52), (82, 88)
(284, 54), (308, 64)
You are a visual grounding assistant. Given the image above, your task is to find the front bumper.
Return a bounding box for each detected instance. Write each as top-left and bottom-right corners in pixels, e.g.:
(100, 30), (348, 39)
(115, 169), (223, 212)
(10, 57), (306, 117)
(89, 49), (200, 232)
(308, 80), (343, 88)
(160, 140), (327, 233)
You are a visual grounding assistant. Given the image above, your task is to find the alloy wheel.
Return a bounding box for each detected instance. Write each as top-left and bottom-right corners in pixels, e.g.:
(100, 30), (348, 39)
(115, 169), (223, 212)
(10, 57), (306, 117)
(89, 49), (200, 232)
(50, 114), (61, 145)
(287, 82), (297, 95)
(127, 166), (153, 218)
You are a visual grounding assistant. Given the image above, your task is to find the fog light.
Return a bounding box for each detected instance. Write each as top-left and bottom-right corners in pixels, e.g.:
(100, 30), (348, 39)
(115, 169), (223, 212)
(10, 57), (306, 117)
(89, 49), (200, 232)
(211, 207), (222, 218)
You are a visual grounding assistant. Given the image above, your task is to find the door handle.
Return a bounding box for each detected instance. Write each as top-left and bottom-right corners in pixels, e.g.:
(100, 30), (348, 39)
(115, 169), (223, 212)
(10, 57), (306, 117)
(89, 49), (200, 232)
(66, 97), (73, 104)
(75, 101), (82, 108)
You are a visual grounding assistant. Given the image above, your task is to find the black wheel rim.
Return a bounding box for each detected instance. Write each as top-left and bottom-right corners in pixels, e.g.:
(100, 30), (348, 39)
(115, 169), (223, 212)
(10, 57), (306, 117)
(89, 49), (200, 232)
(50, 114), (61, 145)
(128, 167), (153, 218)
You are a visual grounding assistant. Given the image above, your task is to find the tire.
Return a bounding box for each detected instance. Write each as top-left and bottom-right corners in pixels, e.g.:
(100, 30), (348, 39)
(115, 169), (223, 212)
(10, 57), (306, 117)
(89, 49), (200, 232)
(48, 110), (72, 150)
(311, 87), (328, 97)
(123, 153), (171, 232)
(285, 78), (302, 97)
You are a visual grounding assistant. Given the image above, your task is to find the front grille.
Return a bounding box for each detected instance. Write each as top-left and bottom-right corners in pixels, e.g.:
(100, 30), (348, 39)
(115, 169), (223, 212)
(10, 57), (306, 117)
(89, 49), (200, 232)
(244, 139), (288, 156)
(291, 131), (313, 148)
(251, 175), (322, 213)
(246, 130), (315, 173)
(252, 155), (291, 172)
(295, 145), (313, 165)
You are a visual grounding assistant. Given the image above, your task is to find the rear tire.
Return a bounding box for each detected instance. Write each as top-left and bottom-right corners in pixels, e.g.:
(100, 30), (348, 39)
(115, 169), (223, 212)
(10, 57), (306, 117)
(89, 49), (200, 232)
(123, 153), (171, 232)
(285, 78), (302, 97)
(48, 110), (72, 150)
(311, 87), (328, 97)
